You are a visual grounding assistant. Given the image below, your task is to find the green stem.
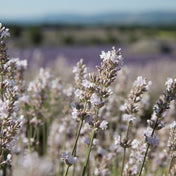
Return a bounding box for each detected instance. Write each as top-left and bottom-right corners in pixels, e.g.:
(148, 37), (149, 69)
(72, 125), (79, 176)
(87, 160), (90, 176)
(27, 125), (32, 152)
(72, 164), (76, 176)
(43, 123), (46, 155)
(168, 157), (173, 175)
(120, 123), (130, 176)
(138, 144), (150, 176)
(138, 118), (159, 176)
(126, 123), (130, 141)
(64, 101), (87, 176)
(121, 148), (126, 176)
(36, 127), (40, 153)
(64, 119), (84, 176)
(64, 166), (70, 176)
(113, 157), (118, 176)
(81, 128), (96, 176)
(33, 126), (37, 139)
(72, 119), (83, 155)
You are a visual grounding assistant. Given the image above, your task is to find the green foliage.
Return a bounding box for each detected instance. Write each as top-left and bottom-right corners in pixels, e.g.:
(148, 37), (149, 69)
(160, 42), (172, 54)
(88, 36), (104, 45)
(28, 26), (43, 45)
(62, 35), (74, 45)
(10, 26), (22, 37)
(106, 33), (117, 44)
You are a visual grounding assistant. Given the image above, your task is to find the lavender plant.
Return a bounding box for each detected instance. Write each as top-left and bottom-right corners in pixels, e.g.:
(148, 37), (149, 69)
(62, 47), (123, 176)
(119, 76), (152, 176)
(0, 23), (175, 176)
(0, 23), (26, 175)
(139, 78), (176, 176)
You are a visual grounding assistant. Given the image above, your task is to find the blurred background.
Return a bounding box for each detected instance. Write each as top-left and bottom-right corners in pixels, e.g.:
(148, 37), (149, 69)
(0, 0), (176, 88)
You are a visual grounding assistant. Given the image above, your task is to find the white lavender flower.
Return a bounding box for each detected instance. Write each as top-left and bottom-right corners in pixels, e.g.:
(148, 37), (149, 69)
(63, 86), (73, 97)
(123, 76), (152, 115)
(119, 104), (127, 112)
(7, 58), (27, 70)
(73, 63), (88, 77)
(61, 152), (77, 166)
(74, 89), (84, 99)
(94, 168), (111, 176)
(39, 68), (52, 87)
(122, 114), (136, 125)
(100, 47), (123, 66)
(72, 107), (79, 121)
(99, 120), (108, 130)
(168, 121), (176, 158)
(28, 82), (40, 98)
(165, 78), (176, 91)
(90, 93), (102, 106)
(73, 65), (79, 73)
(73, 59), (88, 83)
(84, 114), (93, 124)
(125, 141), (147, 175)
(131, 139), (140, 149)
(100, 51), (110, 60)
(97, 147), (106, 156)
(114, 135), (121, 146)
(82, 79), (95, 88)
(51, 78), (62, 90)
(14, 152), (53, 176)
(7, 154), (12, 162)
(170, 121), (176, 129)
(144, 134), (159, 147)
(0, 24), (10, 39)
(19, 94), (30, 104)
(0, 99), (9, 119)
(93, 139), (99, 146)
(133, 76), (152, 91)
(16, 59), (27, 70)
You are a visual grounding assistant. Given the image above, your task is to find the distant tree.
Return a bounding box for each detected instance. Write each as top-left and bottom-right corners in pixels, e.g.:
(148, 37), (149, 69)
(160, 42), (172, 54)
(28, 26), (43, 45)
(62, 35), (74, 45)
(106, 33), (117, 44)
(10, 26), (22, 37)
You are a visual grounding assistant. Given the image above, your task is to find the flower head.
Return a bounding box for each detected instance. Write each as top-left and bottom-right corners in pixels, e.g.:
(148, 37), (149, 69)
(99, 120), (108, 130)
(144, 134), (159, 147)
(61, 152), (77, 166)
(100, 47), (123, 66)
(90, 93), (102, 107)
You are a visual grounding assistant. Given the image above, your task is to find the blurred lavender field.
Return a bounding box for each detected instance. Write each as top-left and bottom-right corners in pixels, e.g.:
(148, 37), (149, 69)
(5, 24), (176, 99)
(8, 44), (176, 68)
(1, 1), (176, 175)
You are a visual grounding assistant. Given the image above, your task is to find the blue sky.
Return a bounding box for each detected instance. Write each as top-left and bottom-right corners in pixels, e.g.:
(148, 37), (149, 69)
(0, 0), (176, 19)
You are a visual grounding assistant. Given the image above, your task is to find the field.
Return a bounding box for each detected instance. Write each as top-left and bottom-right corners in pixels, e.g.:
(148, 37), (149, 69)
(0, 23), (175, 176)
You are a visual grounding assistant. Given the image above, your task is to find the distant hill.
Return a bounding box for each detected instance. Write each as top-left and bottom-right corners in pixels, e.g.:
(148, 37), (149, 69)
(2, 11), (176, 26)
